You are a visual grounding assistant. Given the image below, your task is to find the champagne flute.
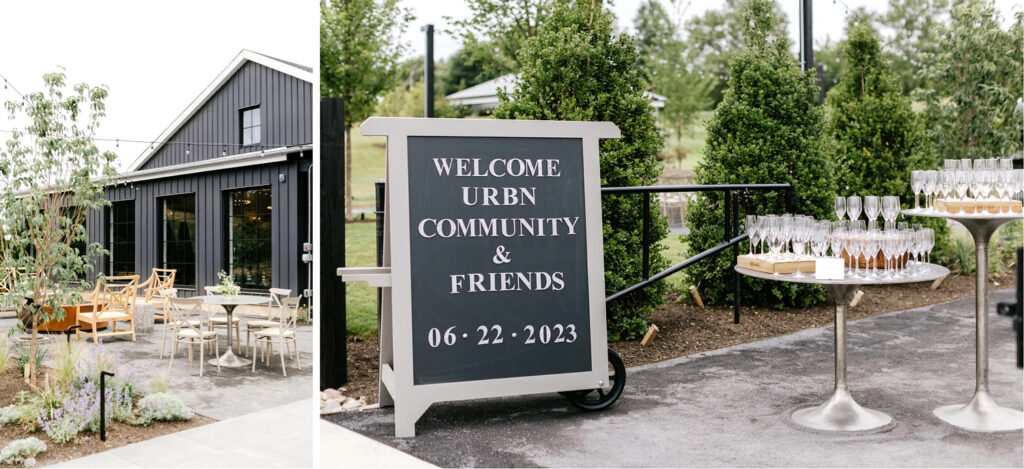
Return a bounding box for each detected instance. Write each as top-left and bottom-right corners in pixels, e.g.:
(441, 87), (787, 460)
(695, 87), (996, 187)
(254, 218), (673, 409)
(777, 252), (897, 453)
(911, 171), (924, 209)
(834, 196), (846, 220)
(864, 196), (880, 224)
(745, 215), (759, 256)
(924, 170), (938, 210)
(847, 196), (862, 221)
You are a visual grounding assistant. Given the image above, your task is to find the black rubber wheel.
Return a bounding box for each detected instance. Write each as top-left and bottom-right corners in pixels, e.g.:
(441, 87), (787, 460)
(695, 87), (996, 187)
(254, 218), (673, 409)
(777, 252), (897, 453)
(562, 348), (626, 411)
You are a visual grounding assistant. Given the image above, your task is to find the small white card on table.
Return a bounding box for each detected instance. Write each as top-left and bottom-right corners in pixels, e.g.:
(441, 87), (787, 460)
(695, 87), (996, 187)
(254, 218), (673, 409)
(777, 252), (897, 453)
(815, 258), (845, 280)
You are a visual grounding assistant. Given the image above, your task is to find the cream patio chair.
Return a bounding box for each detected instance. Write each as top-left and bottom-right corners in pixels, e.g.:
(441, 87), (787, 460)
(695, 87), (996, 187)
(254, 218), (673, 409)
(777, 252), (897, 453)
(166, 297), (219, 377)
(244, 288), (290, 358)
(77, 275), (139, 344)
(251, 296), (301, 376)
(204, 286), (241, 350)
(158, 288), (204, 359)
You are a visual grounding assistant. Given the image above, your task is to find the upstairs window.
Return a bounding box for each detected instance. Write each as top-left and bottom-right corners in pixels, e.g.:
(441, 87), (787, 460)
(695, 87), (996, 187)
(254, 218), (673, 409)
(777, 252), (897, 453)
(241, 106), (261, 146)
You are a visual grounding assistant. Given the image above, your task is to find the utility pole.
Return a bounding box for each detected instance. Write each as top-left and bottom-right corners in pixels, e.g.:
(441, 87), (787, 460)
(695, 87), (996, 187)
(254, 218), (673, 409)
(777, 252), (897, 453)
(423, 24), (435, 118)
(799, 0), (824, 104)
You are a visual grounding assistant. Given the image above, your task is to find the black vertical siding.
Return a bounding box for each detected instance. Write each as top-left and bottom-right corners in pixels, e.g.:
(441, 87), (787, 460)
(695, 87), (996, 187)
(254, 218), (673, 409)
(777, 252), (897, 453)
(139, 61), (312, 170)
(87, 156), (308, 296)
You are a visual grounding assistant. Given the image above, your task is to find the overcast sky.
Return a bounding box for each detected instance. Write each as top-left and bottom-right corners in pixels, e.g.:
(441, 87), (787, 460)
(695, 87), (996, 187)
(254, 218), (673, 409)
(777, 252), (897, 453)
(400, 0), (1023, 61)
(0, 0), (317, 171)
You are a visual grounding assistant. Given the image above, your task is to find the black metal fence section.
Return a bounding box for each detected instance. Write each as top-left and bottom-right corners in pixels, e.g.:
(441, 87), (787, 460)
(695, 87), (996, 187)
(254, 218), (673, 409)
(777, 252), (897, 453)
(601, 183), (794, 323)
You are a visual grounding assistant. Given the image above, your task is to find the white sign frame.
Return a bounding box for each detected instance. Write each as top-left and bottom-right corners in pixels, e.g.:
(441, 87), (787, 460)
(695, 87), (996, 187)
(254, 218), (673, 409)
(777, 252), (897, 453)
(355, 117), (620, 437)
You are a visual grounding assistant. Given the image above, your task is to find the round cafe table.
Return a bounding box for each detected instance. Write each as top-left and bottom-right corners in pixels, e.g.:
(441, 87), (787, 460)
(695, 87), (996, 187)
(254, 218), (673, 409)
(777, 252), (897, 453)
(737, 262), (949, 432)
(194, 294), (271, 368)
(904, 207), (1024, 432)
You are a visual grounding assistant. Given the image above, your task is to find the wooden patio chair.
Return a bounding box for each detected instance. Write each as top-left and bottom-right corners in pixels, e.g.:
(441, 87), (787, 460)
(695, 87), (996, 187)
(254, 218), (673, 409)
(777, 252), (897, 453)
(77, 275), (140, 344)
(139, 268), (176, 320)
(251, 296), (302, 376)
(166, 297), (219, 377)
(244, 288), (290, 357)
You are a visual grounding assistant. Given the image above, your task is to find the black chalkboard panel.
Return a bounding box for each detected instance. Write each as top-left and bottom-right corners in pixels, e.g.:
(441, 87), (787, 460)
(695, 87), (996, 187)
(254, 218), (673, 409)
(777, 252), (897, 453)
(407, 136), (592, 385)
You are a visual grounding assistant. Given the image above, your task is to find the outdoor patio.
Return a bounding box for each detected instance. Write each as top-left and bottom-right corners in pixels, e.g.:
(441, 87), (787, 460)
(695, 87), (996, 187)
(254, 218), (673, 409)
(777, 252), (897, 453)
(0, 299), (313, 421)
(325, 290), (1023, 467)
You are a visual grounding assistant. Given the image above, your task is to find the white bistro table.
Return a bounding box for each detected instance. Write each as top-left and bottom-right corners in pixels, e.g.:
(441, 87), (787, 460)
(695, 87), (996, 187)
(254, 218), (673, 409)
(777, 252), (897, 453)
(736, 262), (949, 432)
(194, 294), (271, 368)
(904, 208), (1024, 432)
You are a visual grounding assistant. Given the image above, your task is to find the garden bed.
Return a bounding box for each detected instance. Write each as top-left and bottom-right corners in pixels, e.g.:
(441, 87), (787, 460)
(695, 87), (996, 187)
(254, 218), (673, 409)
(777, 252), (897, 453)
(0, 365), (213, 468)
(340, 271), (1014, 405)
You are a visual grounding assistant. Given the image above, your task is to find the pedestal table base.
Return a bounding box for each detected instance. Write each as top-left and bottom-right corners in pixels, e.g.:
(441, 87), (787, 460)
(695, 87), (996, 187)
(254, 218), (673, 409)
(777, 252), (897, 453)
(934, 391), (1024, 432)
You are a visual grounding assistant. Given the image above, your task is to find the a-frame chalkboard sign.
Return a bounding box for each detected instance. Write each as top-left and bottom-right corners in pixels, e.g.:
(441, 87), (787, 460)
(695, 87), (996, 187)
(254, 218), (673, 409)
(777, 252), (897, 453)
(339, 117), (620, 437)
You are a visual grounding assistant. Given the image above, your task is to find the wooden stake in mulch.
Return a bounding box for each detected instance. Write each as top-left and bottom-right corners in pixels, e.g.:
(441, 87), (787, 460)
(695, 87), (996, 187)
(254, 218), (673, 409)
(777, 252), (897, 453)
(689, 285), (705, 308)
(850, 290), (865, 307)
(641, 324), (660, 347)
(931, 276), (946, 289)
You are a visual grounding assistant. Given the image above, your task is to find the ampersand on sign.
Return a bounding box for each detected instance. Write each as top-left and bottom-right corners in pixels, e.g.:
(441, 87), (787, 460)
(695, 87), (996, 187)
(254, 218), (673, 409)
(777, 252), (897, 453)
(492, 245), (512, 264)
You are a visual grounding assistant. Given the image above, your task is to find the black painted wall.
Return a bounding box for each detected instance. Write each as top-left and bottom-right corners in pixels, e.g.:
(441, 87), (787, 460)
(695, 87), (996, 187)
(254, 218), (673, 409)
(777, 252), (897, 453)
(141, 61), (313, 170)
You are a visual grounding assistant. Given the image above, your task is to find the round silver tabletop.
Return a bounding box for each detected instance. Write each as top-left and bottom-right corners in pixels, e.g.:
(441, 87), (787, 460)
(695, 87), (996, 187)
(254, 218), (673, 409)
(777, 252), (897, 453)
(193, 294), (271, 306)
(734, 262), (949, 286)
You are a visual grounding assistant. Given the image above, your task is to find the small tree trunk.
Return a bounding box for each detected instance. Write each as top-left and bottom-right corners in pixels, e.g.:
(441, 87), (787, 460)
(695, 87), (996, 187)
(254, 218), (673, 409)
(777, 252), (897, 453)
(29, 316), (38, 387)
(345, 126), (354, 220)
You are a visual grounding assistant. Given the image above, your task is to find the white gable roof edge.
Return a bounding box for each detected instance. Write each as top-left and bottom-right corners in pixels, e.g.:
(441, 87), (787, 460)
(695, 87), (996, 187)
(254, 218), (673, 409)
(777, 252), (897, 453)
(125, 49), (313, 172)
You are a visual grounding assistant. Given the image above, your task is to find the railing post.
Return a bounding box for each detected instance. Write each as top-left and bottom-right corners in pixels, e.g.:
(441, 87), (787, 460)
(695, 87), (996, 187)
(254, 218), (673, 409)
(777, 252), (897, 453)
(375, 179), (386, 338)
(732, 190), (741, 324)
(786, 185), (795, 213)
(642, 192), (650, 281)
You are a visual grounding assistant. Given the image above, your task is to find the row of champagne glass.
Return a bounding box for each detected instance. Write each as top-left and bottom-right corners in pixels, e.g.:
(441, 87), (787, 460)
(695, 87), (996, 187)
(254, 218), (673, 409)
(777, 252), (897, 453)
(833, 195), (902, 225)
(910, 159), (1023, 213)
(745, 214), (936, 279)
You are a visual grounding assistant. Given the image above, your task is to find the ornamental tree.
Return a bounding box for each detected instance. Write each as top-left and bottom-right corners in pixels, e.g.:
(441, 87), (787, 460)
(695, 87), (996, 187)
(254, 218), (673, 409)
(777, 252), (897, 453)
(683, 0), (836, 308)
(825, 23), (950, 260)
(495, 1), (668, 340)
(0, 71), (116, 386)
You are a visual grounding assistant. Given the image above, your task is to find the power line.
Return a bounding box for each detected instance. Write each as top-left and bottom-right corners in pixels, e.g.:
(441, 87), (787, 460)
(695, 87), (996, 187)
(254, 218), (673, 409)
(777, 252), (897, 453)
(0, 71), (26, 101)
(0, 129), (278, 153)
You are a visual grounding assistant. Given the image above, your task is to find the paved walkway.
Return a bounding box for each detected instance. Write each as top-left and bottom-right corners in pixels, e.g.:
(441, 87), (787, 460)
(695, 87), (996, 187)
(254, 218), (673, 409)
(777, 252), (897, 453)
(325, 290), (1024, 467)
(55, 399), (313, 468)
(320, 420), (435, 468)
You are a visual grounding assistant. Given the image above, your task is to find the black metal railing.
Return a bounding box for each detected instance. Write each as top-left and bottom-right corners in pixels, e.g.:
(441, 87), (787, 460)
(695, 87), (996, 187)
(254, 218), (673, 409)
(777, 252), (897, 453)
(602, 183), (794, 323)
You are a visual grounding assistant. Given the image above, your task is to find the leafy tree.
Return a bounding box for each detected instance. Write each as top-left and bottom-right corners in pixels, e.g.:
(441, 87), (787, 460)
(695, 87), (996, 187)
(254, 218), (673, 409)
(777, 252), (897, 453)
(879, 0), (950, 94)
(445, 0), (550, 72)
(814, 38), (844, 96)
(681, 0), (789, 105)
(825, 24), (951, 258)
(634, 0), (714, 145)
(321, 0), (413, 219)
(441, 42), (511, 94)
(0, 71), (116, 386)
(495, 1), (668, 340)
(683, 0), (835, 308)
(916, 0), (1022, 161)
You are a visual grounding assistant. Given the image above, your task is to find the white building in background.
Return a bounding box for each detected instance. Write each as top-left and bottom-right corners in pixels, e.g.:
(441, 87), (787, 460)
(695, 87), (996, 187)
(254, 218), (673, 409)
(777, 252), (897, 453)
(445, 73), (667, 116)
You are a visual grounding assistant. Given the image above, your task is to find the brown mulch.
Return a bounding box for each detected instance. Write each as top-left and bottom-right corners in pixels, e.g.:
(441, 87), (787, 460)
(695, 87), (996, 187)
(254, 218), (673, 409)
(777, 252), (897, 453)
(342, 271), (1014, 405)
(0, 368), (215, 468)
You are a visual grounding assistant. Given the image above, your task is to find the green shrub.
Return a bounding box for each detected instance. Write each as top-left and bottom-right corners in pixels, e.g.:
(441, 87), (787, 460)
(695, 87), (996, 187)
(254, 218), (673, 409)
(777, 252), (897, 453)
(494, 1), (669, 340)
(134, 393), (194, 426)
(683, 0), (835, 308)
(0, 437), (46, 467)
(825, 23), (951, 261)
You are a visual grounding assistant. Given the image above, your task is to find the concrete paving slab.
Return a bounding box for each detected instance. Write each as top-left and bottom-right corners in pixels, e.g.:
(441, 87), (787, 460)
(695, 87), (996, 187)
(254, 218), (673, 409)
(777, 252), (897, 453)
(320, 420), (436, 468)
(54, 399), (313, 468)
(325, 290), (1024, 467)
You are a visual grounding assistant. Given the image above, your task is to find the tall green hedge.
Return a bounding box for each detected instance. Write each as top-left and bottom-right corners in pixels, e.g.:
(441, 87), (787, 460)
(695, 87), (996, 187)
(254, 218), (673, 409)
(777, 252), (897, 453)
(683, 0), (835, 308)
(495, 2), (668, 340)
(825, 23), (950, 259)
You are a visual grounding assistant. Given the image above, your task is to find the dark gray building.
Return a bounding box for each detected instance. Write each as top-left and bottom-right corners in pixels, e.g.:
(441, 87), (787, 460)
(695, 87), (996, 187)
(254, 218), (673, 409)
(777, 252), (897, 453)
(87, 50), (313, 297)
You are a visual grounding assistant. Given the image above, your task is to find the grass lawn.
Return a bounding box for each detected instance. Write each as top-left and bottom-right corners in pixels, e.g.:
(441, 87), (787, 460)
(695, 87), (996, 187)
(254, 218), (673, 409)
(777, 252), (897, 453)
(350, 132), (387, 209)
(345, 217), (691, 337)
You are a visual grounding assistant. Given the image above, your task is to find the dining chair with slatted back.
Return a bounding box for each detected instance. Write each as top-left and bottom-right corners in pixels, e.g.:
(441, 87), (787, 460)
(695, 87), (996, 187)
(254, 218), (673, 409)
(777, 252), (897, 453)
(166, 297), (219, 377)
(252, 296), (301, 376)
(76, 275), (140, 344)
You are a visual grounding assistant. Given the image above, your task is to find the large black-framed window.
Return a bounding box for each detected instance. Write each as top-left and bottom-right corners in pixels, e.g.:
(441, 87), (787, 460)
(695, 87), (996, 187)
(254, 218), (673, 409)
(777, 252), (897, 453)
(240, 106), (261, 146)
(225, 187), (272, 290)
(159, 194), (196, 287)
(107, 200), (135, 276)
